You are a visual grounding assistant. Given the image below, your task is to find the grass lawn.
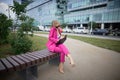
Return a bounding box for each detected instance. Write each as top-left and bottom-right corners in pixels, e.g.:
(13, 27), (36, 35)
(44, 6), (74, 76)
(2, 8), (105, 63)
(68, 35), (120, 53)
(29, 35), (47, 51)
(34, 32), (120, 53)
(0, 44), (13, 58)
(0, 35), (47, 58)
(34, 31), (49, 34)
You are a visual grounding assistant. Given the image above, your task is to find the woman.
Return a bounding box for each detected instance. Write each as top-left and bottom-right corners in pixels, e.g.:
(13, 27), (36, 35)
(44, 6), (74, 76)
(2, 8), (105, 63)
(46, 20), (75, 73)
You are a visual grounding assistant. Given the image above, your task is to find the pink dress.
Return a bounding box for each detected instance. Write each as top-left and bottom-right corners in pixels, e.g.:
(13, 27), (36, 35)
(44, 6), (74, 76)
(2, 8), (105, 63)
(46, 26), (69, 62)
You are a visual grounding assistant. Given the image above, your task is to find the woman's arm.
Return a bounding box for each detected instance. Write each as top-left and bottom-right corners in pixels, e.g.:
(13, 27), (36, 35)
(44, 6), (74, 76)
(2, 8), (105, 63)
(49, 28), (59, 43)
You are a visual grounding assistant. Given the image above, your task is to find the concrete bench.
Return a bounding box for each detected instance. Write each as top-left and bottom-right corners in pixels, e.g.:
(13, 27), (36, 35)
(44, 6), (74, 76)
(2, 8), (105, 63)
(0, 49), (60, 80)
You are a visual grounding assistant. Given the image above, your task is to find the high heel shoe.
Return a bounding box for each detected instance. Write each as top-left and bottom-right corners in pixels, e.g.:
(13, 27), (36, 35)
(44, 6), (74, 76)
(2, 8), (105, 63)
(70, 62), (75, 67)
(58, 68), (64, 74)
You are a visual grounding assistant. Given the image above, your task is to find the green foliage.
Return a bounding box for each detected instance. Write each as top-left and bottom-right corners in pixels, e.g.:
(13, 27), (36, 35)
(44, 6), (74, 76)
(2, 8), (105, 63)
(88, 21), (98, 29)
(9, 1), (34, 54)
(0, 35), (47, 58)
(19, 14), (27, 21)
(10, 35), (32, 54)
(10, 1), (28, 30)
(10, 1), (28, 16)
(32, 27), (39, 31)
(61, 23), (67, 28)
(18, 15), (34, 37)
(20, 16), (34, 33)
(0, 13), (13, 44)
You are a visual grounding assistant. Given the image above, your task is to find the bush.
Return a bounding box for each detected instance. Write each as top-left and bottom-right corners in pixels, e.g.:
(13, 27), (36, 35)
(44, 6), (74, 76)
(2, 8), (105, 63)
(0, 13), (13, 45)
(10, 36), (32, 54)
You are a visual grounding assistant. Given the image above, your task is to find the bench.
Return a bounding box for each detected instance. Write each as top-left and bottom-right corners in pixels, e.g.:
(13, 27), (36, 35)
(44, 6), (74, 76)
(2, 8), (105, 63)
(0, 49), (60, 80)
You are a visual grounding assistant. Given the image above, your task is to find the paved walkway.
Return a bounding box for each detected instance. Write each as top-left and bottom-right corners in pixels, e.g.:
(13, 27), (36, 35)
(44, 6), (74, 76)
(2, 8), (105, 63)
(35, 34), (120, 80)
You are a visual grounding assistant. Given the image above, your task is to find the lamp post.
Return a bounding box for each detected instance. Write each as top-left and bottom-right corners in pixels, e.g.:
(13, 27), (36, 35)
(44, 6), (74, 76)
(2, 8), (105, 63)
(87, 16), (93, 34)
(90, 6), (94, 34)
(7, 4), (11, 19)
(90, 21), (93, 34)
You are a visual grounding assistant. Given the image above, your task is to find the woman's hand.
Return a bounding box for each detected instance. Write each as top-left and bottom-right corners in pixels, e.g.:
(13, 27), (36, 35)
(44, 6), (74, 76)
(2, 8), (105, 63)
(60, 35), (66, 39)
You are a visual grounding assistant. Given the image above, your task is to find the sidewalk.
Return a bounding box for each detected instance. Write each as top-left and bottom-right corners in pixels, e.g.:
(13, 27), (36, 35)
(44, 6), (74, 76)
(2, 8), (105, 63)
(35, 34), (120, 80)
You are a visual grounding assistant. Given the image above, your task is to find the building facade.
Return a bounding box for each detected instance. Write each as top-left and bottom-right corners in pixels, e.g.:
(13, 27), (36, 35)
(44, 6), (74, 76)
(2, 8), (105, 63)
(0, 0), (16, 19)
(26, 0), (67, 27)
(64, 0), (120, 30)
(26, 0), (120, 30)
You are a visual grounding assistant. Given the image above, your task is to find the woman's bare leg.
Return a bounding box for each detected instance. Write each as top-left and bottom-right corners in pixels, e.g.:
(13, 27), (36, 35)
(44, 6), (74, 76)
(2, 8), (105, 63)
(58, 62), (64, 73)
(67, 54), (75, 67)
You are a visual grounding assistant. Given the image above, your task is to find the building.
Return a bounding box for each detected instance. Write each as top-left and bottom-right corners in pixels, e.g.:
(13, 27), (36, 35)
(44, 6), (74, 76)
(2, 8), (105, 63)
(26, 0), (120, 30)
(0, 0), (15, 19)
(0, 0), (22, 20)
(64, 0), (120, 30)
(26, 0), (67, 27)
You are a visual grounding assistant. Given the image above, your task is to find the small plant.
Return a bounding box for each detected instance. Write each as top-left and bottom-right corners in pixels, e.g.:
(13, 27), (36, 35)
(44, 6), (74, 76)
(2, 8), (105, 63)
(10, 35), (32, 54)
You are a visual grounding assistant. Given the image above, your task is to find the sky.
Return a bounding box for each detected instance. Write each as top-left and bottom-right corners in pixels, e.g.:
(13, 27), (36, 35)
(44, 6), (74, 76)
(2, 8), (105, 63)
(0, 0), (32, 19)
(0, 0), (16, 19)
(0, 0), (13, 5)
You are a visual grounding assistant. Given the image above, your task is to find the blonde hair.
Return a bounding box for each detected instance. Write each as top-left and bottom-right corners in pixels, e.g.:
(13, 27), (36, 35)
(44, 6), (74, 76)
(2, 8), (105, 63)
(52, 20), (60, 27)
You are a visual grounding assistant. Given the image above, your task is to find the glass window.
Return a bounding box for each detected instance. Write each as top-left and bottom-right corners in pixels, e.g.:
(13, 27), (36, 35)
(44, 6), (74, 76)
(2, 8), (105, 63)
(112, 11), (118, 21)
(114, 0), (120, 8)
(93, 13), (102, 21)
(38, 7), (41, 12)
(78, 16), (81, 22)
(82, 15), (85, 22)
(73, 16), (76, 22)
(68, 3), (72, 9)
(118, 10), (120, 20)
(70, 16), (72, 22)
(85, 15), (89, 22)
(66, 17), (69, 23)
(103, 12), (108, 21)
(80, 16), (83, 22)
(109, 11), (113, 21)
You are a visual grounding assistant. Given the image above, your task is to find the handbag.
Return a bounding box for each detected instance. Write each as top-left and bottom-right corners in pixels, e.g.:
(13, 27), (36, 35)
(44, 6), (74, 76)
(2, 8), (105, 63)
(56, 35), (67, 45)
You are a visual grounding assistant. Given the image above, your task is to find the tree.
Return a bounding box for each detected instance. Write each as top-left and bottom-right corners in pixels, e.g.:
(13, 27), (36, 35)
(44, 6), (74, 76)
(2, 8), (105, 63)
(10, 1), (34, 54)
(10, 1), (28, 31)
(0, 13), (13, 44)
(18, 15), (34, 37)
(88, 21), (98, 30)
(61, 23), (67, 28)
(32, 27), (39, 31)
(10, 1), (28, 17)
(11, 16), (34, 54)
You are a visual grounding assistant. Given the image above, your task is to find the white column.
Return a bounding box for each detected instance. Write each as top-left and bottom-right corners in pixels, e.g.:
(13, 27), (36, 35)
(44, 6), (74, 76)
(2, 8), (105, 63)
(80, 24), (83, 27)
(101, 23), (104, 29)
